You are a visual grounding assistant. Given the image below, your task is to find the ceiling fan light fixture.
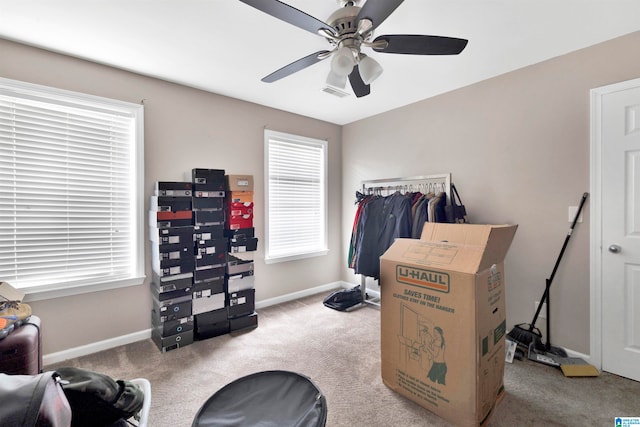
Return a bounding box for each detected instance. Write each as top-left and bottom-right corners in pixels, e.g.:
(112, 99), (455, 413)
(358, 54), (383, 85)
(326, 70), (348, 89)
(330, 46), (356, 76)
(240, 0), (469, 98)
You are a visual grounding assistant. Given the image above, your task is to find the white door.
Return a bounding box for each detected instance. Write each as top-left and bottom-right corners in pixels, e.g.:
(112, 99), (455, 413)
(592, 79), (640, 382)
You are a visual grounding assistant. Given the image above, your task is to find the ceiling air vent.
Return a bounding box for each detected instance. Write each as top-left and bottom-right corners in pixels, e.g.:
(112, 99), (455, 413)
(321, 86), (350, 98)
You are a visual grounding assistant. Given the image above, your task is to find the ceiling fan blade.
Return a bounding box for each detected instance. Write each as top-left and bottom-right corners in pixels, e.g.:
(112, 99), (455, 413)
(262, 50), (331, 83)
(372, 35), (468, 55)
(356, 0), (404, 32)
(239, 0), (334, 36)
(349, 65), (371, 98)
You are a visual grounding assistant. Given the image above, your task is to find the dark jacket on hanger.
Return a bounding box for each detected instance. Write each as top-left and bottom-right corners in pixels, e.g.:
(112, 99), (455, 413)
(353, 192), (412, 278)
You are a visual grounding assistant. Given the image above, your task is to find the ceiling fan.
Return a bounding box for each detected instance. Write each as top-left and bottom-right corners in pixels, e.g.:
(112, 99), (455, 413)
(238, 0), (468, 97)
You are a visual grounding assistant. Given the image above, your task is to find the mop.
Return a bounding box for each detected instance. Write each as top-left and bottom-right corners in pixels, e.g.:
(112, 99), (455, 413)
(507, 192), (589, 359)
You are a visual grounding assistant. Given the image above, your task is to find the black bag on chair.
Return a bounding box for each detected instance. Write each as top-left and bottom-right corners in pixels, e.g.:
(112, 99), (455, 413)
(0, 371), (72, 427)
(445, 183), (468, 224)
(55, 367), (144, 427)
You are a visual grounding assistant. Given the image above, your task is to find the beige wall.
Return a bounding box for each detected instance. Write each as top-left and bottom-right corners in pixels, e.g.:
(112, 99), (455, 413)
(0, 39), (343, 355)
(341, 31), (640, 355)
(3, 31), (640, 358)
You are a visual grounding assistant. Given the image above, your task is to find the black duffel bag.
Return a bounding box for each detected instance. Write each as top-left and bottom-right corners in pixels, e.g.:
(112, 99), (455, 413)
(56, 367), (144, 427)
(323, 286), (363, 311)
(0, 371), (72, 427)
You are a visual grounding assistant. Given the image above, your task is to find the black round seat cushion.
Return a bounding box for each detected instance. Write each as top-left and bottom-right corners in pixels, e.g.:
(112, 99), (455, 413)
(192, 370), (327, 427)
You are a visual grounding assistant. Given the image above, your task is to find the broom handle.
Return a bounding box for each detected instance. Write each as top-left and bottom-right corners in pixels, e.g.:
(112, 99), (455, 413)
(546, 279), (551, 350)
(547, 192), (588, 289)
(528, 192), (588, 331)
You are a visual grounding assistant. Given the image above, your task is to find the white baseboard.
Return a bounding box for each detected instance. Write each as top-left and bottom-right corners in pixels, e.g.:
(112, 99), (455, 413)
(255, 281), (348, 309)
(43, 281), (350, 366)
(44, 329), (152, 366)
(365, 287), (380, 300)
(564, 348), (592, 363)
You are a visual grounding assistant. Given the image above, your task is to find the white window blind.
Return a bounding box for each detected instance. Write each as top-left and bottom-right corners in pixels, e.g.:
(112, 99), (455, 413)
(265, 130), (327, 262)
(0, 78), (144, 298)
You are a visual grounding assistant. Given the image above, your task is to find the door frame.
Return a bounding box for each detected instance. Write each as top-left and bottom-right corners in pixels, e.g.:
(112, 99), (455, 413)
(589, 77), (640, 371)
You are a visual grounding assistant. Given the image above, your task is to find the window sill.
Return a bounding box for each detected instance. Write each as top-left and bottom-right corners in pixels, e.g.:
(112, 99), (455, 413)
(265, 249), (329, 265)
(22, 275), (146, 303)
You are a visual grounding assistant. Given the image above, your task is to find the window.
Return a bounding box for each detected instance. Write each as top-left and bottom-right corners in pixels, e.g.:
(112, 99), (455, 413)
(265, 129), (327, 263)
(0, 78), (144, 300)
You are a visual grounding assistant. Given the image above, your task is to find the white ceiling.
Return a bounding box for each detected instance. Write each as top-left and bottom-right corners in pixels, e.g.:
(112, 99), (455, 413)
(2, 1), (640, 125)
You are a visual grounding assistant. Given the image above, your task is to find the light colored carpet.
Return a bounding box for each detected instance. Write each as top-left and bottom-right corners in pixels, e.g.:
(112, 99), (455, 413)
(46, 292), (640, 426)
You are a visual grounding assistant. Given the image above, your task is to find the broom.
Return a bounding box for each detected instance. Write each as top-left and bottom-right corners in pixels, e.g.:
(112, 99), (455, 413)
(507, 192), (589, 356)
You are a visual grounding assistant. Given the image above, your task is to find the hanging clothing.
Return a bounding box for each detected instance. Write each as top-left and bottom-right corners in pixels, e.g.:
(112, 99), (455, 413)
(428, 192), (448, 224)
(353, 192), (412, 279)
(349, 187), (449, 280)
(411, 194), (430, 239)
(347, 192), (371, 269)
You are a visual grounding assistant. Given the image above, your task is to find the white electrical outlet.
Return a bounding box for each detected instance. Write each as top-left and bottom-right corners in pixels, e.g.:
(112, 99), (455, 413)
(534, 301), (547, 319)
(568, 206), (583, 223)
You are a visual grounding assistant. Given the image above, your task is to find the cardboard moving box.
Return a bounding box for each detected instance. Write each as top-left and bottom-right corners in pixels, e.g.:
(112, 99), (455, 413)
(380, 223), (517, 427)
